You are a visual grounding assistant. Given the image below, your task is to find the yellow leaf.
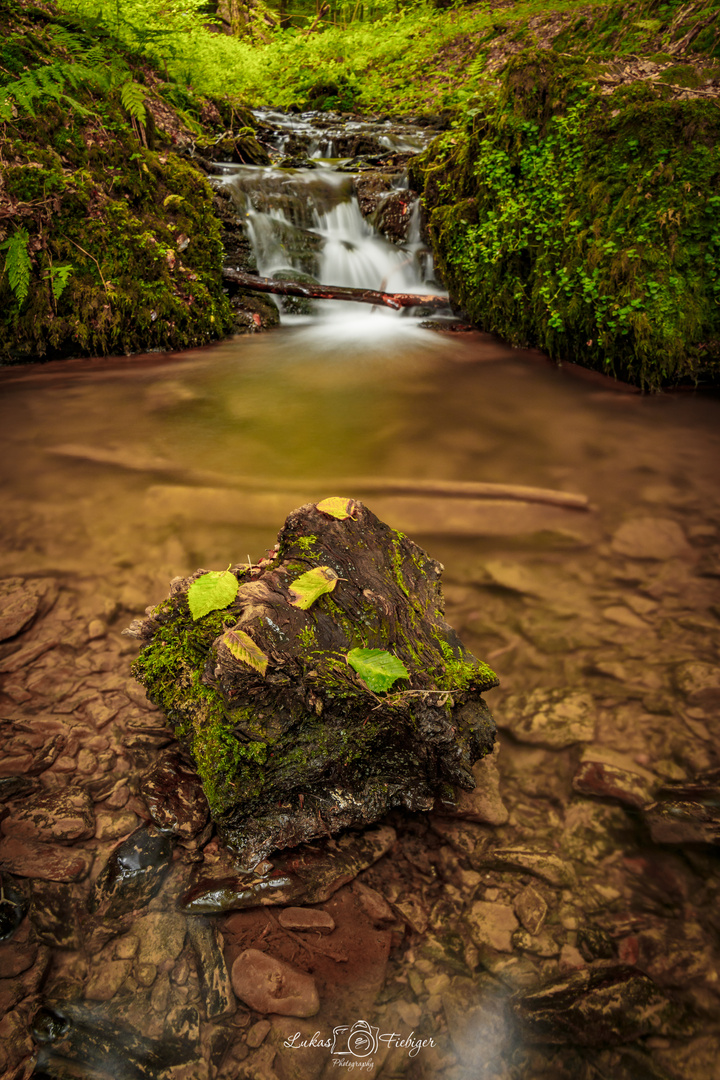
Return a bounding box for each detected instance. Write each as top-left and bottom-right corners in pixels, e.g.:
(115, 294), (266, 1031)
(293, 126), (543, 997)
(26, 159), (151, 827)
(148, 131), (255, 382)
(316, 497), (357, 520)
(222, 629), (268, 676)
(288, 566), (338, 610)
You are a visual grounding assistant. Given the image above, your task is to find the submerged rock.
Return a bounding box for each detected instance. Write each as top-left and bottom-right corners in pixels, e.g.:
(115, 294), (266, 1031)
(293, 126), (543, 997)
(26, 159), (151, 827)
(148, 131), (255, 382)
(231, 949), (319, 1017)
(129, 500), (498, 867)
(90, 826), (175, 918)
(644, 769), (720, 844)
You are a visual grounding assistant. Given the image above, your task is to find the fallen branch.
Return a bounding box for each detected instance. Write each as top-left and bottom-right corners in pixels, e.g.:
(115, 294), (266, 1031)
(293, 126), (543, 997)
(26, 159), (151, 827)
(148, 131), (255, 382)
(222, 268), (448, 311)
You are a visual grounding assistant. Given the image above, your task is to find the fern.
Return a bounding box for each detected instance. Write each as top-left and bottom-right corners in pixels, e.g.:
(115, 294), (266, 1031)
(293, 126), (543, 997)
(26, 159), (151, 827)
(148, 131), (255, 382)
(120, 79), (147, 124)
(45, 264), (74, 304)
(0, 229), (32, 306)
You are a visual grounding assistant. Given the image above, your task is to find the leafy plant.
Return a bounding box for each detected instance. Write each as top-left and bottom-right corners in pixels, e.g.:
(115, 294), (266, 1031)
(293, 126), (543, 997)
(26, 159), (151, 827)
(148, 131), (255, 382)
(120, 79), (147, 123)
(44, 264), (74, 305)
(0, 229), (32, 306)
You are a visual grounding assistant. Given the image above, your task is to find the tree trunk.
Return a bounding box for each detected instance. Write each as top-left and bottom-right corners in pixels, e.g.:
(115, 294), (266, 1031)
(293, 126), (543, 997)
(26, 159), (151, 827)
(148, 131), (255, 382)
(222, 269), (448, 311)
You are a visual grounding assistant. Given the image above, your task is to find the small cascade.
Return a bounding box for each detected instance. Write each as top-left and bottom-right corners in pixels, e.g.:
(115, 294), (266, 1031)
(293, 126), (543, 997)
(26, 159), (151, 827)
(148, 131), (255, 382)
(221, 113), (446, 329)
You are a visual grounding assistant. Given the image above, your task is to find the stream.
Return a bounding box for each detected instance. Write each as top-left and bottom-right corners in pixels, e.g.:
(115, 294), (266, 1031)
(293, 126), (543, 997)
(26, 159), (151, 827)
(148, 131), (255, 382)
(0, 113), (719, 1080)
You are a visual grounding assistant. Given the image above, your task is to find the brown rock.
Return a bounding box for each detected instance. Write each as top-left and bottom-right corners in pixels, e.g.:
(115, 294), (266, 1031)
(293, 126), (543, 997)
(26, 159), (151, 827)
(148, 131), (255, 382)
(140, 748), (209, 839)
(500, 688), (595, 748)
(95, 811), (140, 841)
(513, 886), (548, 936)
(85, 958), (132, 1001)
(187, 917), (235, 1020)
(611, 518), (689, 560)
(439, 743), (509, 825)
(0, 836), (93, 882)
(0, 938), (37, 979)
(277, 907), (335, 934)
(477, 848), (575, 887)
(230, 949), (319, 1017)
(572, 759), (654, 808)
(351, 881), (395, 926)
(1, 787), (95, 843)
(0, 578), (43, 641)
(246, 1019), (271, 1048)
(135, 912), (187, 966)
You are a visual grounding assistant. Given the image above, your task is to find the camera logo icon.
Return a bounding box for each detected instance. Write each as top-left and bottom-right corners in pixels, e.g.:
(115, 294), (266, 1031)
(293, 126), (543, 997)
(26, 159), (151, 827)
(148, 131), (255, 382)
(332, 1020), (379, 1058)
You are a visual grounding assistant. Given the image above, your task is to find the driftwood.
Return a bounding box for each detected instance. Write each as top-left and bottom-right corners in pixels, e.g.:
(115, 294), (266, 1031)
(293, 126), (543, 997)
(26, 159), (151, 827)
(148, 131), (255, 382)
(222, 268), (448, 311)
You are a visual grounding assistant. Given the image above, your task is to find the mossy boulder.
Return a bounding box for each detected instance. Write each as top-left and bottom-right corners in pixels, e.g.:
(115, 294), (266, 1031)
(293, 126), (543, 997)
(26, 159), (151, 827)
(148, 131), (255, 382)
(410, 49), (720, 389)
(128, 500), (498, 868)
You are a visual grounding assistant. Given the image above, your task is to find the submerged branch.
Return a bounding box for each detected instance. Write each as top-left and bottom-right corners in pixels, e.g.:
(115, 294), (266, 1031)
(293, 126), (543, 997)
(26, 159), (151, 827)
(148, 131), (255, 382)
(221, 269), (449, 311)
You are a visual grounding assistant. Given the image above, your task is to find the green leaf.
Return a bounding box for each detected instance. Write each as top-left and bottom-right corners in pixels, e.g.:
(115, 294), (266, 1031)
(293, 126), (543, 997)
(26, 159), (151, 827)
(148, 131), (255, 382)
(187, 569), (239, 621)
(346, 648), (409, 693)
(0, 228), (32, 306)
(221, 629), (268, 677)
(316, 497), (357, 520)
(288, 566), (338, 610)
(120, 80), (147, 124)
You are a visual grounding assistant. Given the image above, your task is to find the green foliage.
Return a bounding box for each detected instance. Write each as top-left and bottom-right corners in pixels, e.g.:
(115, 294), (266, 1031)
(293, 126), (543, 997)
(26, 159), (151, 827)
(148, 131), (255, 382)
(346, 647), (409, 693)
(0, 229), (32, 306)
(412, 50), (720, 387)
(120, 79), (147, 123)
(222, 628), (269, 676)
(288, 566), (339, 610)
(44, 264), (74, 304)
(188, 570), (239, 620)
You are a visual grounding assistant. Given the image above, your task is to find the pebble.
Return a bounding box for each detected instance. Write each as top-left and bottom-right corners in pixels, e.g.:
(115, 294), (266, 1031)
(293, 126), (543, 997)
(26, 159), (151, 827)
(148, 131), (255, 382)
(278, 907), (335, 934)
(611, 518), (689, 560)
(465, 900), (519, 952)
(0, 578), (44, 641)
(90, 825), (174, 918)
(246, 1019), (271, 1048)
(352, 881), (396, 926)
(478, 848), (576, 887)
(187, 917), (235, 1020)
(94, 811), (140, 841)
(140, 749), (209, 839)
(572, 758), (654, 808)
(134, 912), (187, 966)
(231, 949), (319, 1017)
(85, 958), (132, 1001)
(513, 885), (548, 936)
(499, 688), (596, 748)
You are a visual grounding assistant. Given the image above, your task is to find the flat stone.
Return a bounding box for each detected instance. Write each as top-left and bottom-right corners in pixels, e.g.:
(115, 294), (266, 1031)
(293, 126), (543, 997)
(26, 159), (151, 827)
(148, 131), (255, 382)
(90, 825), (174, 918)
(477, 848), (575, 887)
(135, 912), (187, 966)
(499, 688), (595, 748)
(465, 900), (518, 952)
(0, 578), (43, 641)
(512, 965), (682, 1046)
(187, 917), (235, 1020)
(513, 885), (548, 936)
(1, 787), (95, 843)
(277, 907), (335, 934)
(140, 748), (209, 839)
(351, 881), (395, 926)
(0, 836), (93, 882)
(573, 759), (654, 808)
(611, 518), (689, 560)
(231, 949), (319, 1017)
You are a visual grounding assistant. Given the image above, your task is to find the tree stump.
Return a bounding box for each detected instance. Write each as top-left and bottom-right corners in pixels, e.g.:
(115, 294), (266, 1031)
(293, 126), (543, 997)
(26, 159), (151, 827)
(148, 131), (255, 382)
(128, 499), (499, 868)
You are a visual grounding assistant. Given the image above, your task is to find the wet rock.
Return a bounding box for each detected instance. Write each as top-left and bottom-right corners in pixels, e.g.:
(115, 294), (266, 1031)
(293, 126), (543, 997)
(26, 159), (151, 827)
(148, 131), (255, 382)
(611, 517), (689, 560)
(1, 787), (95, 843)
(0, 775), (38, 802)
(277, 907), (335, 934)
(182, 825), (395, 914)
(130, 501), (497, 868)
(90, 825), (175, 918)
(187, 917), (235, 1020)
(513, 885), (548, 936)
(270, 268), (320, 315)
(394, 896), (429, 934)
(0, 836), (93, 882)
(512, 965), (684, 1046)
(436, 743), (509, 825)
(465, 900), (519, 952)
(135, 912), (187, 966)
(0, 943), (51, 1015)
(28, 881), (82, 949)
(230, 949), (319, 1017)
(499, 688), (595, 748)
(0, 873), (27, 940)
(476, 848), (575, 887)
(644, 769), (720, 844)
(572, 755), (655, 808)
(140, 749), (210, 839)
(373, 189), (416, 244)
(351, 881), (395, 926)
(0, 934), (37, 978)
(95, 810), (140, 841)
(246, 1018), (271, 1048)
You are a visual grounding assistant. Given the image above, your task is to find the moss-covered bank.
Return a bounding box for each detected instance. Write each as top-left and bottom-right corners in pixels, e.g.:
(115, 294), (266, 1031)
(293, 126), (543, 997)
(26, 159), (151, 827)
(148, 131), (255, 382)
(410, 50), (720, 389)
(0, 1), (241, 362)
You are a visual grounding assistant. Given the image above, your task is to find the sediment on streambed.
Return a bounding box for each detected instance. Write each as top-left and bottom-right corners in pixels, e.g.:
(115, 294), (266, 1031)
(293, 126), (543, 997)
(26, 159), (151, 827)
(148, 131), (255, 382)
(411, 49), (720, 390)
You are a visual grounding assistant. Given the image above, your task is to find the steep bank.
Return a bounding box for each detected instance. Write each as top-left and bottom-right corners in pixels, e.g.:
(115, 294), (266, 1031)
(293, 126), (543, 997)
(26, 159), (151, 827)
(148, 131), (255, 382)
(0, 1), (269, 362)
(411, 49), (720, 389)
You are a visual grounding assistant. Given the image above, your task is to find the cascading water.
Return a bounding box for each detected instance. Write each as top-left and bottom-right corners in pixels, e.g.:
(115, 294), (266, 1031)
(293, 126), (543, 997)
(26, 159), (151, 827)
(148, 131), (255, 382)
(220, 112), (447, 337)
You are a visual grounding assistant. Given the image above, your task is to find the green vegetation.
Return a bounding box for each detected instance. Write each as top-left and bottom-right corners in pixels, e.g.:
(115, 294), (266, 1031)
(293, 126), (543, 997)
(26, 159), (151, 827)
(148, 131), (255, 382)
(410, 50), (720, 387)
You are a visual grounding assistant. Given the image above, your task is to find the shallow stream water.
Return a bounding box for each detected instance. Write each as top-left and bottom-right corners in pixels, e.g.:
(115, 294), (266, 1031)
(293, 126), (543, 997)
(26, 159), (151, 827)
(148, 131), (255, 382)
(0, 118), (719, 1080)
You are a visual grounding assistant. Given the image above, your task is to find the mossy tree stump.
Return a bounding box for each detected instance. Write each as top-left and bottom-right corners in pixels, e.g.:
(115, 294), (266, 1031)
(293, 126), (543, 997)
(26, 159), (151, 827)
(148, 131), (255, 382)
(129, 500), (498, 867)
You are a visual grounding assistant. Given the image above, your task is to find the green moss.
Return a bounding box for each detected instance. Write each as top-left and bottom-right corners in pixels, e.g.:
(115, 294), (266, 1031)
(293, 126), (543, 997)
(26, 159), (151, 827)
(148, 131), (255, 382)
(412, 49), (720, 388)
(296, 534), (320, 555)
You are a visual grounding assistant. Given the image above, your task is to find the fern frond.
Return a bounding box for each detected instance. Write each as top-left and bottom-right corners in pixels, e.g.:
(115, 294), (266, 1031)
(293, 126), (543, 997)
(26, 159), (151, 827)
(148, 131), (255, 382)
(120, 80), (147, 124)
(0, 229), (32, 306)
(45, 264), (74, 304)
